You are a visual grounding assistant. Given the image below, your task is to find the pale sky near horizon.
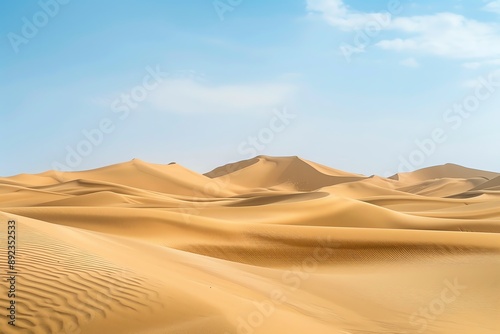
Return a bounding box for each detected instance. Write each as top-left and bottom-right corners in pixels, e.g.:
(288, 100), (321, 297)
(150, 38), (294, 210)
(1, 0), (500, 177)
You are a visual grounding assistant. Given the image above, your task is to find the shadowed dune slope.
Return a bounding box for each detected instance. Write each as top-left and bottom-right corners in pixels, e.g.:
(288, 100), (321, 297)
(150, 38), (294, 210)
(469, 174), (500, 191)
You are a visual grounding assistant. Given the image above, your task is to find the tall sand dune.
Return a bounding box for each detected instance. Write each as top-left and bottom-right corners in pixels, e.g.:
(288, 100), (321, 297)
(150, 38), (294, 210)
(205, 155), (366, 191)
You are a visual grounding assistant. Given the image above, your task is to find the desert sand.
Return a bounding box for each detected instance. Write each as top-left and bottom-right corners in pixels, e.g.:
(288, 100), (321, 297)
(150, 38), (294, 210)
(1, 155), (499, 333)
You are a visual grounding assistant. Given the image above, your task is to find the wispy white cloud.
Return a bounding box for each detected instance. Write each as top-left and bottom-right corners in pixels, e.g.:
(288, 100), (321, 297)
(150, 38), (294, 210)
(399, 57), (419, 67)
(483, 0), (500, 14)
(462, 62), (482, 70)
(306, 0), (393, 31)
(378, 13), (500, 59)
(307, 0), (500, 60)
(462, 79), (482, 89)
(462, 58), (500, 69)
(148, 79), (296, 113)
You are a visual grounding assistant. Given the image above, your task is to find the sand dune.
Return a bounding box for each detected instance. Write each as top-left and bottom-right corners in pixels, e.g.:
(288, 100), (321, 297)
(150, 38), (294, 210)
(1, 156), (499, 333)
(390, 163), (499, 184)
(394, 177), (486, 197)
(205, 155), (366, 191)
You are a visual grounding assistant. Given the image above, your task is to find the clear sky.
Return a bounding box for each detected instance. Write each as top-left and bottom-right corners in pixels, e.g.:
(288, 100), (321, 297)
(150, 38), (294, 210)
(1, 0), (500, 177)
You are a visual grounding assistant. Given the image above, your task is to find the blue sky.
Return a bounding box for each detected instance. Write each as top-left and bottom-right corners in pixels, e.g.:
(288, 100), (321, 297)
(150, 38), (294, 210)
(1, 0), (500, 177)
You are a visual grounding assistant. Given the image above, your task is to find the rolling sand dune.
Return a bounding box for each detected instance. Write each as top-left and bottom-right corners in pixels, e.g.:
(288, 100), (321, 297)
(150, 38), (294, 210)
(205, 156), (366, 191)
(390, 163), (499, 184)
(1, 156), (499, 333)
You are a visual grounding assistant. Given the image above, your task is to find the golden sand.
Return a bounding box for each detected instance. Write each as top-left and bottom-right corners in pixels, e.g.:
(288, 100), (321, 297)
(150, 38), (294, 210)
(1, 156), (499, 333)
